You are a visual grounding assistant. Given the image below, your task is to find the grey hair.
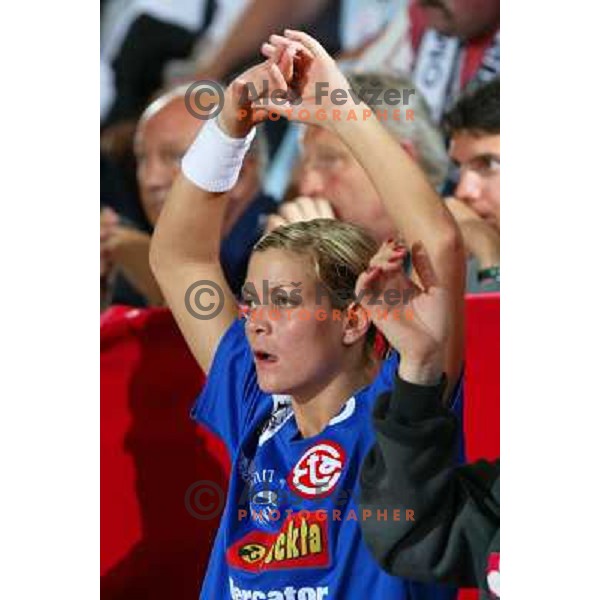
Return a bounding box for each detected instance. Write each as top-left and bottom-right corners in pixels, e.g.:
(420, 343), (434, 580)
(138, 83), (192, 123)
(345, 71), (449, 188)
(139, 82), (269, 180)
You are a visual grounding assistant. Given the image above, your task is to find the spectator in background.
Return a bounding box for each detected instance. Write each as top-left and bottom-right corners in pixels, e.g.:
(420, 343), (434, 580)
(101, 85), (275, 308)
(351, 0), (500, 124)
(264, 0), (500, 220)
(411, 0), (500, 121)
(190, 0), (404, 84)
(444, 78), (499, 292)
(414, 0), (499, 40)
(101, 0), (217, 127)
(187, 0), (402, 165)
(100, 0), (249, 180)
(266, 71), (449, 245)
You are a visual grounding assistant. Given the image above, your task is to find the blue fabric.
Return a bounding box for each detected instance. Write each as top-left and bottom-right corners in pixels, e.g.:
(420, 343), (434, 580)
(220, 192), (277, 297)
(192, 319), (462, 599)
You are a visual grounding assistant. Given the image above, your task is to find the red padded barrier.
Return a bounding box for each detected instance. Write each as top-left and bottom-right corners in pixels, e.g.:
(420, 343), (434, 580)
(459, 293), (500, 600)
(463, 293), (500, 462)
(101, 293), (499, 599)
(101, 306), (229, 599)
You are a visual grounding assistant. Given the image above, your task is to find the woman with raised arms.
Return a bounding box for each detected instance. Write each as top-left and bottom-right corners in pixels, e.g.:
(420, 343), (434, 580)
(150, 30), (465, 600)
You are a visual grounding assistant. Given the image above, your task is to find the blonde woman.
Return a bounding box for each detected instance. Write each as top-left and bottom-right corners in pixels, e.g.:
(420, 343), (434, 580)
(150, 30), (465, 600)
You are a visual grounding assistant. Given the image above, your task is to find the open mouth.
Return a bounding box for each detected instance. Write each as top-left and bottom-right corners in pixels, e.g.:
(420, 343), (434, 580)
(254, 351), (278, 365)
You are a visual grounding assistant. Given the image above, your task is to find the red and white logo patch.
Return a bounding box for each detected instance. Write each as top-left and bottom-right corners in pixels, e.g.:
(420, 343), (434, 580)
(288, 441), (345, 498)
(486, 552), (500, 598)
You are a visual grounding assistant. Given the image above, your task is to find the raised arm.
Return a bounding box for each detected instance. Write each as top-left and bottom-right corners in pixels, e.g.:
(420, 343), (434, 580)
(354, 239), (499, 589)
(150, 58), (291, 372)
(260, 31), (465, 388)
(331, 107), (465, 389)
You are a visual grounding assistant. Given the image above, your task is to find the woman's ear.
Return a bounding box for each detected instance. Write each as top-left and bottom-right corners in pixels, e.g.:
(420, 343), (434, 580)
(342, 302), (371, 346)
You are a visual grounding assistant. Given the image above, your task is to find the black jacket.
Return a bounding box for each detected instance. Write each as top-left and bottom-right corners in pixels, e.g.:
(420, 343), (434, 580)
(360, 375), (500, 598)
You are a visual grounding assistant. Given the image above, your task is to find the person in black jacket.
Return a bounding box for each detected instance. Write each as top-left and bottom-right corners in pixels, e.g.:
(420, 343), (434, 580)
(357, 239), (500, 597)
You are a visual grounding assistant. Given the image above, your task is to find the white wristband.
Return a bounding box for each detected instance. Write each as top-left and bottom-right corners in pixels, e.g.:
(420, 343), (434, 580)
(181, 118), (256, 192)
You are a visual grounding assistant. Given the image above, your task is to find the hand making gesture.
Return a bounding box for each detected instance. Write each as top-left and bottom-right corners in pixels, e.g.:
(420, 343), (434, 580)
(355, 240), (451, 385)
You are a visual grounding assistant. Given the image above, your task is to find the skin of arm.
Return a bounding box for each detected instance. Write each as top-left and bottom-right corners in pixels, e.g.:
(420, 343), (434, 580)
(260, 31), (466, 390)
(150, 57), (292, 373)
(149, 176), (238, 372)
(331, 115), (465, 388)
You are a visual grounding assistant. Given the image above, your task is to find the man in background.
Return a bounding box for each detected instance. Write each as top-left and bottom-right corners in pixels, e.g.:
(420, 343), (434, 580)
(353, 0), (500, 124)
(266, 72), (449, 245)
(444, 77), (500, 292)
(101, 85), (274, 307)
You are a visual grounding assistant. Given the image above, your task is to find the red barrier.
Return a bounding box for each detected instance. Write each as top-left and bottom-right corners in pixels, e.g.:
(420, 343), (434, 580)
(100, 307), (229, 599)
(459, 293), (500, 600)
(463, 293), (500, 462)
(101, 294), (499, 599)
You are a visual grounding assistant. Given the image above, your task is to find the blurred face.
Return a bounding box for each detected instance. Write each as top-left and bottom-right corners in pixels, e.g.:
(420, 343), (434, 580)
(418, 0), (500, 39)
(450, 131), (500, 229)
(135, 98), (201, 226)
(135, 96), (261, 229)
(298, 127), (394, 244)
(243, 248), (361, 397)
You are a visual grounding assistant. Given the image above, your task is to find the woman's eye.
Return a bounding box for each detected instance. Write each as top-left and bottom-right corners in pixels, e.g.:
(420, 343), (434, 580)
(241, 297), (257, 309)
(272, 295), (289, 307)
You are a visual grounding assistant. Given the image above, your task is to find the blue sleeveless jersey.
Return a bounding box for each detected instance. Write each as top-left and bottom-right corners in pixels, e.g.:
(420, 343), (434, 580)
(192, 319), (463, 600)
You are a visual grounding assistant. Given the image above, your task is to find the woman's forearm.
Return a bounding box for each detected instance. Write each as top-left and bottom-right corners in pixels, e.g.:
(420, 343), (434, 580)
(331, 110), (464, 286)
(330, 109), (466, 387)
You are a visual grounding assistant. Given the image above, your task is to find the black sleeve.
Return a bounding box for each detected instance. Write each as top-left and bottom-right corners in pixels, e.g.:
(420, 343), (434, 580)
(359, 375), (500, 589)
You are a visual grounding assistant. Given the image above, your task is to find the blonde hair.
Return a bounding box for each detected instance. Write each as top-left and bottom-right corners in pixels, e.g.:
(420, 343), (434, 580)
(254, 219), (380, 357)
